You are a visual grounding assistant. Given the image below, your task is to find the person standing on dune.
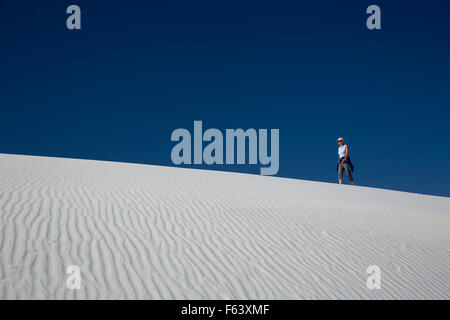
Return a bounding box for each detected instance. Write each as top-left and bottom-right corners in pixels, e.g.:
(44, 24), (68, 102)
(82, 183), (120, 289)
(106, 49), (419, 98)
(337, 137), (354, 185)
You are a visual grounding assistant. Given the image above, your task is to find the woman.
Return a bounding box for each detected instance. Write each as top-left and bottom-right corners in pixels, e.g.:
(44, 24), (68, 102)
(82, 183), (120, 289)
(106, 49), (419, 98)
(337, 137), (354, 185)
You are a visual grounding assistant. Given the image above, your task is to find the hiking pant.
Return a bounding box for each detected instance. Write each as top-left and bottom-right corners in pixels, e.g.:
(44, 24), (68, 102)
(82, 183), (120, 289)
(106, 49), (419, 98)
(338, 161), (354, 182)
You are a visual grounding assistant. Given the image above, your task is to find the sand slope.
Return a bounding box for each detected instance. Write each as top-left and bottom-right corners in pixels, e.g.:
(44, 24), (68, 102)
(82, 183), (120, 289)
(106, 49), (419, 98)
(0, 154), (449, 299)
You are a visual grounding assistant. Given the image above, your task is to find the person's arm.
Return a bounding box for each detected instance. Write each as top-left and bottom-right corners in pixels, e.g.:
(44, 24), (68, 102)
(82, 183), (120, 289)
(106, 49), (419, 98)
(343, 145), (349, 163)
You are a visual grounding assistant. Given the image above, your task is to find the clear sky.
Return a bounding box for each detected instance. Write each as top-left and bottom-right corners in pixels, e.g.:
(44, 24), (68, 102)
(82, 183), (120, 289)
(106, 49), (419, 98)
(1, 0), (449, 196)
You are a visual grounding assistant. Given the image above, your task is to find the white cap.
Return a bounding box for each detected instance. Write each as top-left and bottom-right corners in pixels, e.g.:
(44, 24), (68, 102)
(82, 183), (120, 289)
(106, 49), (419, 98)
(337, 137), (344, 142)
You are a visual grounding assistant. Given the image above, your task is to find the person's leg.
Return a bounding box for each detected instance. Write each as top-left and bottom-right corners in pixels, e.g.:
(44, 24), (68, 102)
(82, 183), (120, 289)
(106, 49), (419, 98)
(338, 162), (344, 184)
(343, 162), (354, 185)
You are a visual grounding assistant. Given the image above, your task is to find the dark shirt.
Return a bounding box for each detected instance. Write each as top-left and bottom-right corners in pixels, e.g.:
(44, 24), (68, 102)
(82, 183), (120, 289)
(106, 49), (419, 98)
(337, 156), (354, 172)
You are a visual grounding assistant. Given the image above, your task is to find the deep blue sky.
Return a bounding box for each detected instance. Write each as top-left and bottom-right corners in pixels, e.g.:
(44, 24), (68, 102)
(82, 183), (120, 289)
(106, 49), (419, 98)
(1, 0), (449, 196)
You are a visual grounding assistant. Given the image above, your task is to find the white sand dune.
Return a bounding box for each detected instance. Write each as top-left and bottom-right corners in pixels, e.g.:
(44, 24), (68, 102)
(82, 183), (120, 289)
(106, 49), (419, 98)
(0, 153), (449, 299)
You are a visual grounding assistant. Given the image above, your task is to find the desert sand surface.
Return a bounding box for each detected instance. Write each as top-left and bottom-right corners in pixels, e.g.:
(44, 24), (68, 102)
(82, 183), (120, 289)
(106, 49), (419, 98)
(0, 154), (449, 299)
